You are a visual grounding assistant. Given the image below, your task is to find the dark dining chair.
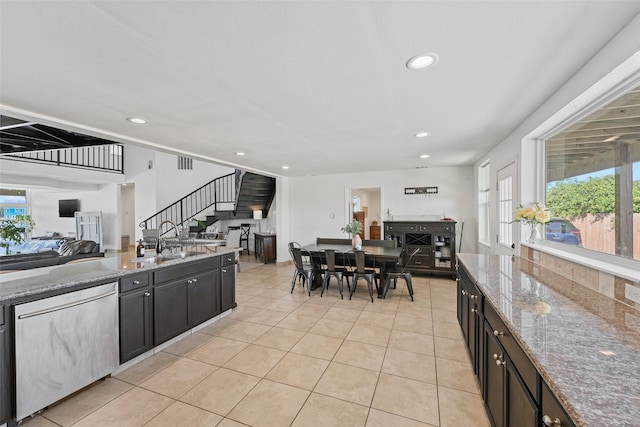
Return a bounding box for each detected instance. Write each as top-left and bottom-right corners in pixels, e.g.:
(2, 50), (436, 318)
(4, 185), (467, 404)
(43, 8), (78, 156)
(289, 247), (316, 296)
(349, 250), (378, 303)
(383, 248), (420, 301)
(320, 249), (349, 299)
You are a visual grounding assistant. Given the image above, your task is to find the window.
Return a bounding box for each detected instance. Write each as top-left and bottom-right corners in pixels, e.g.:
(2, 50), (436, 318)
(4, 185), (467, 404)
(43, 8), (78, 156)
(544, 82), (640, 261)
(0, 188), (28, 220)
(478, 161), (490, 244)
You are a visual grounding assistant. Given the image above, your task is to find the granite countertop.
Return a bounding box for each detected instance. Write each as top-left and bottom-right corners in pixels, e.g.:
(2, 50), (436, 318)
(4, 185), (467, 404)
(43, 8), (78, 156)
(0, 248), (239, 303)
(457, 253), (640, 427)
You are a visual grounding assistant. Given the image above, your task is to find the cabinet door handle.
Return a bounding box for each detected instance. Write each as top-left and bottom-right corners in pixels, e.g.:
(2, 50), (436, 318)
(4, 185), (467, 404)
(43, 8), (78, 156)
(542, 415), (562, 426)
(144, 292), (151, 297)
(133, 280), (140, 285)
(493, 353), (506, 367)
(470, 294), (478, 299)
(222, 269), (227, 273)
(461, 290), (468, 295)
(471, 308), (477, 313)
(494, 330), (504, 337)
(187, 278), (199, 284)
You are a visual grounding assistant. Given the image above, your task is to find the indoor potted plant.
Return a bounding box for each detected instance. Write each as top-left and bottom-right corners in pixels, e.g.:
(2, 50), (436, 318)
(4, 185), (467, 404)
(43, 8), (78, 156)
(341, 220), (363, 249)
(0, 214), (35, 255)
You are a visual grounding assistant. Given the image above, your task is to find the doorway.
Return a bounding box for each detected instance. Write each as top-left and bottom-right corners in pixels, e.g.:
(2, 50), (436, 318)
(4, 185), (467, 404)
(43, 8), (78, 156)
(496, 161), (518, 256)
(119, 183), (136, 251)
(346, 186), (383, 240)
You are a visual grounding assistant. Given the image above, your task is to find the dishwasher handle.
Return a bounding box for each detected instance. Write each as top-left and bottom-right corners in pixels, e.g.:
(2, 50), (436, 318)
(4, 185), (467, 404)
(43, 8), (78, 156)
(17, 290), (117, 319)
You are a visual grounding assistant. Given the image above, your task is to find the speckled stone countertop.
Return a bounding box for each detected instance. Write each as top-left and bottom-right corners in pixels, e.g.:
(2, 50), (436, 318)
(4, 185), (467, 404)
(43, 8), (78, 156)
(0, 248), (239, 303)
(457, 253), (640, 427)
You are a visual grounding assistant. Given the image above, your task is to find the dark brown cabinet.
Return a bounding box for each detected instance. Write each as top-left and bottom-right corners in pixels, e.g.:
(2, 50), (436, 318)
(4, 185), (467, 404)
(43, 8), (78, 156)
(189, 270), (220, 327)
(0, 303), (12, 424)
(119, 272), (153, 363)
(541, 382), (576, 427)
(384, 221), (456, 277)
(369, 225), (381, 240)
(483, 320), (538, 427)
(153, 259), (220, 345)
(457, 263), (574, 427)
(254, 233), (277, 264)
(221, 254), (237, 312)
(153, 277), (190, 345)
(457, 268), (482, 378)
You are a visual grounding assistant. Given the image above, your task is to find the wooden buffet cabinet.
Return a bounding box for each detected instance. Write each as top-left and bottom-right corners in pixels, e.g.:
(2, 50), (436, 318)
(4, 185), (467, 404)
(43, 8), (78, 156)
(254, 233), (277, 264)
(369, 225), (381, 240)
(383, 221), (456, 278)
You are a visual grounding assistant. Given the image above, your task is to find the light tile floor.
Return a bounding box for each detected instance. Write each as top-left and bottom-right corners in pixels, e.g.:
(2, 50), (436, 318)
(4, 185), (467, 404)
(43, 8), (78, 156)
(22, 254), (490, 427)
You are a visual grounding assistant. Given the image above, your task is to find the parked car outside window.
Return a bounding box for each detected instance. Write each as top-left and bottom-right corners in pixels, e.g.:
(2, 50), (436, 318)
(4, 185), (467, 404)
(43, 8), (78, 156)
(545, 218), (582, 246)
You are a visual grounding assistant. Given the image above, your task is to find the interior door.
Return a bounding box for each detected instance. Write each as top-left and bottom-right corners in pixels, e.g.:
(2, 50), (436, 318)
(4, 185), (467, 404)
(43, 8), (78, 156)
(496, 162), (517, 256)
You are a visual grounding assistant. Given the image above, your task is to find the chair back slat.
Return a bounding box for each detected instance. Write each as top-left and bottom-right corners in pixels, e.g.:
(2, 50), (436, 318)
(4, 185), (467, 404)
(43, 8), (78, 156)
(290, 247), (304, 269)
(401, 248), (421, 273)
(325, 249), (337, 272)
(354, 250), (366, 273)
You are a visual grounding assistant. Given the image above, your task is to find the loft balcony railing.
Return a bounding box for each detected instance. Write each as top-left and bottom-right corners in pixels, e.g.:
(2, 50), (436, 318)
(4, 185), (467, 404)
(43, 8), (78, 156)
(1, 144), (124, 174)
(139, 172), (237, 233)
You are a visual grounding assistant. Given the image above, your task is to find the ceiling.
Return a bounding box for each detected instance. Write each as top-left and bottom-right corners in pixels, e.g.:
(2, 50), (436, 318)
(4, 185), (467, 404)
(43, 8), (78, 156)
(1, 1), (640, 178)
(546, 83), (640, 182)
(0, 115), (117, 153)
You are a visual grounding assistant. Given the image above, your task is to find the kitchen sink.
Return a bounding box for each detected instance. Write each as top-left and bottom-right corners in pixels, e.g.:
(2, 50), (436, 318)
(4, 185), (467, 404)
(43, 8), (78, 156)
(130, 251), (204, 264)
(162, 251), (204, 259)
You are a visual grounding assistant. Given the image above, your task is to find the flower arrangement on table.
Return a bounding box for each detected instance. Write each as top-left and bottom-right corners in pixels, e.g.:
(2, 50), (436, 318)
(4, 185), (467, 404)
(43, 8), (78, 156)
(513, 202), (551, 243)
(341, 220), (363, 249)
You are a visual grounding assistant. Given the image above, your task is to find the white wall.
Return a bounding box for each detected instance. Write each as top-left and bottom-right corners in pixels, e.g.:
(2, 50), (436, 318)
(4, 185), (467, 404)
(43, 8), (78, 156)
(153, 152), (235, 210)
(30, 184), (119, 250)
(286, 166), (475, 258)
(474, 13), (640, 255)
(122, 145), (235, 242)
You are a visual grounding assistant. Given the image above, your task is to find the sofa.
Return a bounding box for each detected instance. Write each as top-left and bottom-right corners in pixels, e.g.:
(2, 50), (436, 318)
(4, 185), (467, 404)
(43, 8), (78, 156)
(0, 239), (104, 271)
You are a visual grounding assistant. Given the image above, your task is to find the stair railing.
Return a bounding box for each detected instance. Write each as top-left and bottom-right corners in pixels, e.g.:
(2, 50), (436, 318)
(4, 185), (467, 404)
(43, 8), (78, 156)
(139, 172), (236, 232)
(1, 144), (124, 173)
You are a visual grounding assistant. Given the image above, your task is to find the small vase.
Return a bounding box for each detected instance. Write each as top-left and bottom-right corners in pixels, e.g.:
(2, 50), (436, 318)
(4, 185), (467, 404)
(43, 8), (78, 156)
(352, 234), (362, 250)
(526, 223), (539, 244)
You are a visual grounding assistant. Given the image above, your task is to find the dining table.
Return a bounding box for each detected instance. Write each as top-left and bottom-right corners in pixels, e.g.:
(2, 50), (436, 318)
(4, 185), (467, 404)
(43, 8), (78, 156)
(301, 243), (402, 298)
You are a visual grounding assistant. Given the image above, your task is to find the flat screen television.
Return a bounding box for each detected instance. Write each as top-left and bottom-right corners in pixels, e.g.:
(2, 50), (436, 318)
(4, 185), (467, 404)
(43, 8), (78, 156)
(59, 199), (79, 217)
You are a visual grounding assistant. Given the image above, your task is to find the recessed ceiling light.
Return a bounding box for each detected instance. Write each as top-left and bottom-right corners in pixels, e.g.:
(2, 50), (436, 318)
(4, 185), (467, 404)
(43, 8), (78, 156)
(282, 165), (289, 170)
(406, 53), (439, 70)
(420, 154), (430, 159)
(414, 132), (431, 138)
(235, 152), (245, 156)
(126, 117), (147, 124)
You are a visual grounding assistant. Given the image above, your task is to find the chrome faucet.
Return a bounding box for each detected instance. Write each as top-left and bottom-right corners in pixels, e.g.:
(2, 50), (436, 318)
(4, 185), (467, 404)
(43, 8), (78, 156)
(156, 220), (178, 254)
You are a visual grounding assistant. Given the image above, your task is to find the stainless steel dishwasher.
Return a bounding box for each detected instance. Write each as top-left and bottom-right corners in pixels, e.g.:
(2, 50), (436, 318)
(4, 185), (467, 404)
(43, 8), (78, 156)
(14, 282), (119, 421)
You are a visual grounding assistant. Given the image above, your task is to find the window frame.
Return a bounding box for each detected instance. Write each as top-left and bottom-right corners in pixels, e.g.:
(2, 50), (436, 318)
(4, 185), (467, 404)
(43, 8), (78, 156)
(478, 160), (491, 246)
(523, 66), (640, 281)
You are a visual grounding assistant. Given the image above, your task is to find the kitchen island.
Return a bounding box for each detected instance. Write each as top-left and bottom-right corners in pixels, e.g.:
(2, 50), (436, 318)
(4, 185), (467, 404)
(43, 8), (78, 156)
(457, 253), (640, 427)
(0, 249), (239, 425)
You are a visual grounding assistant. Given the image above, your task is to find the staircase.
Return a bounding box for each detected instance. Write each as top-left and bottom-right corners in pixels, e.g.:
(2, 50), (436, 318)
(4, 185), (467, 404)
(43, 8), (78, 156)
(139, 170), (275, 235)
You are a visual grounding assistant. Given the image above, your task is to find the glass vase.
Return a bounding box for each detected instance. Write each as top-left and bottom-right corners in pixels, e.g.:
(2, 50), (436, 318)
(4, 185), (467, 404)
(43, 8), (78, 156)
(526, 223), (539, 244)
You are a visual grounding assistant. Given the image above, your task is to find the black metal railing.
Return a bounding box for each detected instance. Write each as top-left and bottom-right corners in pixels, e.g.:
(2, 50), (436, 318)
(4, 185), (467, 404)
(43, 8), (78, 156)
(0, 144), (124, 173)
(139, 172), (236, 232)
